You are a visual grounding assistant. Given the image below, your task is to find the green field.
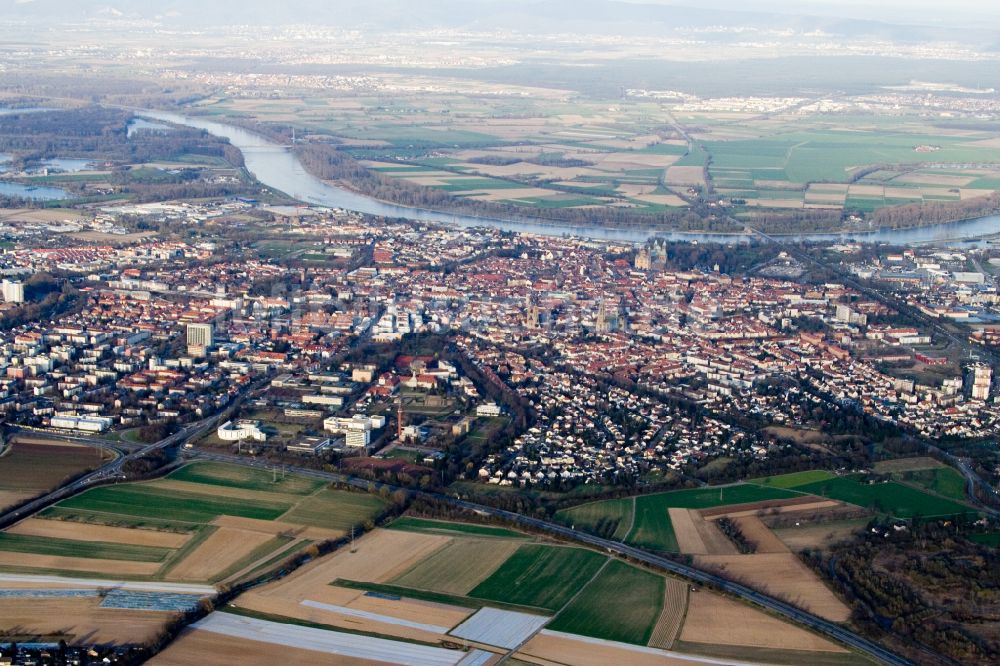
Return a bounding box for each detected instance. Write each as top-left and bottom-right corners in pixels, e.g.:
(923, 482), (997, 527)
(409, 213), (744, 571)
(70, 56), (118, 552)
(555, 497), (633, 540)
(167, 461), (324, 495)
(57, 484), (292, 524)
(792, 475), (974, 519)
(278, 488), (387, 531)
(548, 560), (664, 644)
(557, 483), (803, 553)
(894, 468), (967, 502)
(968, 533), (1000, 547)
(1, 463), (389, 583)
(469, 544), (607, 611)
(388, 516), (529, 539)
(751, 470), (837, 489)
(0, 533), (171, 563)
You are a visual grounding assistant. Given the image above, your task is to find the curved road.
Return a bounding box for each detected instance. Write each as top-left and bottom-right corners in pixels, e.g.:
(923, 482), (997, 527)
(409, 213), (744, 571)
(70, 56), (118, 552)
(188, 451), (911, 666)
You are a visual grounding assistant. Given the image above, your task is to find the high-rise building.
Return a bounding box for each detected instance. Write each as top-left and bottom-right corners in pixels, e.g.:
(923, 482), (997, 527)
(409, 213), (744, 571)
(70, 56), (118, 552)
(965, 363), (992, 401)
(1, 279), (24, 304)
(186, 323), (214, 356)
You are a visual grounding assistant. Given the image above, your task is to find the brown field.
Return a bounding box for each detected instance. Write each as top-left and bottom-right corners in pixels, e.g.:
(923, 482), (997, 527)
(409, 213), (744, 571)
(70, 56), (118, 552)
(848, 184), (885, 197)
(699, 496), (831, 519)
(756, 180), (803, 189)
(727, 516), (789, 554)
(391, 537), (521, 595)
(0, 491), (30, 510)
(251, 529), (450, 600)
(468, 188), (561, 202)
(669, 508), (736, 555)
(0, 439), (107, 510)
(0, 551), (161, 576)
(709, 500), (841, 520)
(647, 578), (689, 650)
(7, 518), (191, 549)
(151, 626), (383, 666)
(883, 187), (922, 200)
(665, 166), (705, 186)
(679, 591), (847, 652)
(750, 199), (804, 209)
(212, 515), (343, 541)
(960, 188), (993, 200)
(635, 194), (688, 207)
(772, 520), (868, 552)
(0, 208), (87, 223)
(873, 456), (945, 474)
(0, 598), (171, 645)
(695, 553), (850, 622)
(518, 632), (706, 666)
(167, 528), (276, 581)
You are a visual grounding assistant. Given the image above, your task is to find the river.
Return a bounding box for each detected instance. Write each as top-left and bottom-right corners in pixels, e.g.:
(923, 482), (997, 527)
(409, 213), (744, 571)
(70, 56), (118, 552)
(142, 110), (1000, 246)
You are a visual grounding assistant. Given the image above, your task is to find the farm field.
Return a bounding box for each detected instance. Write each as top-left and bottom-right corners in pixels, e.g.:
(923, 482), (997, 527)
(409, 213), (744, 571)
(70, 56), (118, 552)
(469, 544), (607, 611)
(211, 520), (864, 665)
(0, 438), (110, 511)
(555, 497), (633, 540)
(547, 559), (664, 644)
(387, 516), (530, 539)
(561, 482), (805, 553)
(199, 92), (1000, 230)
(752, 470), (837, 489)
(0, 462), (385, 583)
(391, 538), (522, 595)
(791, 474), (974, 518)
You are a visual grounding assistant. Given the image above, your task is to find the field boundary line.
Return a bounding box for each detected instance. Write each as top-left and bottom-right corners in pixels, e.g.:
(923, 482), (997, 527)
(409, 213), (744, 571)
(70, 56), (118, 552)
(621, 496), (637, 542)
(553, 556), (610, 618)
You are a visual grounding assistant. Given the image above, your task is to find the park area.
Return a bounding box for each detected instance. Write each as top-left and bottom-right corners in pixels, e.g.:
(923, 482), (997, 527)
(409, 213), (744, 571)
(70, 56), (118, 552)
(195, 515), (865, 665)
(0, 462), (386, 585)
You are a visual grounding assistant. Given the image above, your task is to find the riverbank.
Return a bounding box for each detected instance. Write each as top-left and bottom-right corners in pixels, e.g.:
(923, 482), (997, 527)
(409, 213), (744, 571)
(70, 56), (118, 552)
(140, 109), (1000, 246)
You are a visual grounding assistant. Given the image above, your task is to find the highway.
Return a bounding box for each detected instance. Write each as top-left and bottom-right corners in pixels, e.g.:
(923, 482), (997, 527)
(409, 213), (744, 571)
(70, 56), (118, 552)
(186, 450), (912, 666)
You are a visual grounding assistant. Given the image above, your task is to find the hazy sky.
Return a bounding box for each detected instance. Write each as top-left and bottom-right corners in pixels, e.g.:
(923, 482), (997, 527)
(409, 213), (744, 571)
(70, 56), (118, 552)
(635, 0), (1000, 27)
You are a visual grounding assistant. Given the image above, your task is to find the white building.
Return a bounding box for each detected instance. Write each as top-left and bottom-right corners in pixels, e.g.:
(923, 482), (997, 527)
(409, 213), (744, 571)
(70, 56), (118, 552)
(323, 414), (386, 434)
(476, 402), (503, 417)
(186, 323), (214, 356)
(1, 279), (24, 304)
(50, 414), (113, 432)
(217, 419), (267, 442)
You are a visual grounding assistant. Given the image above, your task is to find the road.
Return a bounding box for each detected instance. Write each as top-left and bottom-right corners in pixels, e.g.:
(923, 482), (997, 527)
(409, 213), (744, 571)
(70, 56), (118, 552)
(186, 450), (911, 666)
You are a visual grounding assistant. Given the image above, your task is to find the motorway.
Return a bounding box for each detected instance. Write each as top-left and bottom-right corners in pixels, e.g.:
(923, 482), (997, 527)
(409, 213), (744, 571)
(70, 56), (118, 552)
(186, 450), (912, 666)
